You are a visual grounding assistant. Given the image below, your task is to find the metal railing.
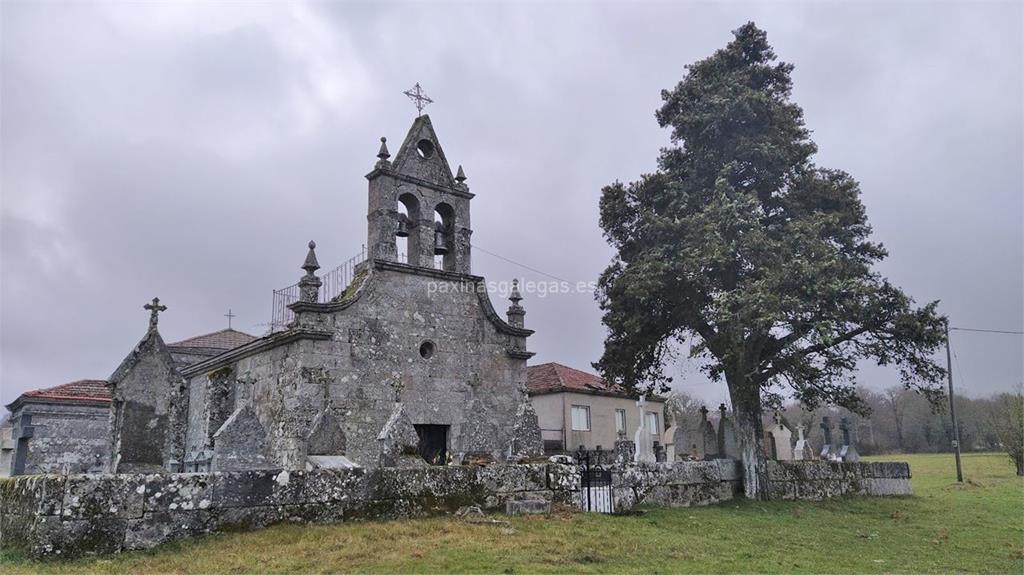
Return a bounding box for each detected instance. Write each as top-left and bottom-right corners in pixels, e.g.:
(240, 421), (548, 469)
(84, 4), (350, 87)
(270, 246), (369, 332)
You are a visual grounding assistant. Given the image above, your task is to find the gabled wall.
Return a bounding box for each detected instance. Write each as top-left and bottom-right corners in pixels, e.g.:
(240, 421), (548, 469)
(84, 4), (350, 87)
(107, 329), (186, 473)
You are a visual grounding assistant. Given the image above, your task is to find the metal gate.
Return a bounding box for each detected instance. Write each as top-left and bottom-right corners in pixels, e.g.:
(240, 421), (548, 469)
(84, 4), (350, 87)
(575, 448), (614, 513)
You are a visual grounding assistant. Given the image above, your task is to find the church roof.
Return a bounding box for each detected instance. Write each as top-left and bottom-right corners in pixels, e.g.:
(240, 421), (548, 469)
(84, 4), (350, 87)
(167, 329), (257, 351)
(7, 379), (111, 411)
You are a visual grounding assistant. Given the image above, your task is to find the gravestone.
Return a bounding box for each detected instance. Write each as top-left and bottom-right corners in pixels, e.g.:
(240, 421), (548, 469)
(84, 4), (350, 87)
(633, 396), (656, 463)
(838, 417), (860, 462)
(460, 398), (500, 460)
(659, 425), (675, 460)
(717, 404), (740, 460)
(673, 423), (694, 460)
(700, 406), (719, 460)
(819, 416), (835, 461)
(508, 394), (544, 460)
(793, 423), (813, 460)
(307, 406), (346, 456)
(378, 402), (425, 467)
(211, 403), (272, 471)
(662, 411), (678, 462)
(768, 413), (794, 461)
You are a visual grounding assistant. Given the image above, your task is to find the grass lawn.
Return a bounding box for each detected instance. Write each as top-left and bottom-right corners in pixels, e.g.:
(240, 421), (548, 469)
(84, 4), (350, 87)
(2, 452), (1021, 574)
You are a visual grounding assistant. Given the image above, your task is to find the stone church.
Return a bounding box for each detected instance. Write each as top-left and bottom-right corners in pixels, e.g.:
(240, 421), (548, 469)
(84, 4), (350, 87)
(107, 114), (544, 473)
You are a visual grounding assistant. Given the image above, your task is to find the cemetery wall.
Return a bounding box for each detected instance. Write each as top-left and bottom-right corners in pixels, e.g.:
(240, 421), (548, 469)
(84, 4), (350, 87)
(1, 460), (910, 559)
(766, 460), (912, 499)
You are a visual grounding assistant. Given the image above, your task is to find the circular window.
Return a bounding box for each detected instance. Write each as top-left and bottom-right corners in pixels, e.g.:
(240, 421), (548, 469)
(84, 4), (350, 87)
(419, 340), (436, 359)
(416, 139), (435, 159)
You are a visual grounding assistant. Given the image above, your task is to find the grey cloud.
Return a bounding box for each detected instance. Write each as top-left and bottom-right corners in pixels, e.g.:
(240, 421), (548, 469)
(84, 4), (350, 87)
(2, 1), (1020, 407)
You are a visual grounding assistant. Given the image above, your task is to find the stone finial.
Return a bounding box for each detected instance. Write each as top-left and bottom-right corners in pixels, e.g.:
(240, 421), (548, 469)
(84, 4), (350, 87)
(376, 137), (391, 167)
(455, 165), (467, 189)
(298, 241), (322, 303)
(506, 279), (525, 328)
(303, 241), (320, 273)
(143, 297), (167, 330)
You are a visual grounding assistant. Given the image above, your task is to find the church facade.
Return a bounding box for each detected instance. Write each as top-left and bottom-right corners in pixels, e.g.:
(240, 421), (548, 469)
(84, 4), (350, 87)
(107, 114), (544, 473)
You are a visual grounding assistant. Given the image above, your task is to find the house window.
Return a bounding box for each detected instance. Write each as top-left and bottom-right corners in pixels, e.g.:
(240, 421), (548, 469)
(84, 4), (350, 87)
(646, 412), (660, 436)
(615, 409), (627, 435)
(571, 405), (591, 431)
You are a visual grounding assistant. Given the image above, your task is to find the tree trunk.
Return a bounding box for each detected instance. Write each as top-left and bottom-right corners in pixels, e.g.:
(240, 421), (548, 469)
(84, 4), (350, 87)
(727, 380), (768, 500)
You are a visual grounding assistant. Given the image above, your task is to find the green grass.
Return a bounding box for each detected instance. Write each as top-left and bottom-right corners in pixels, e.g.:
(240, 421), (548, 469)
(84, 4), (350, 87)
(2, 453), (1021, 574)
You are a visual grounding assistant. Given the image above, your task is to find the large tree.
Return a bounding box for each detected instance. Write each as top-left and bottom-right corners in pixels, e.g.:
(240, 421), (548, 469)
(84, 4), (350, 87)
(595, 23), (947, 498)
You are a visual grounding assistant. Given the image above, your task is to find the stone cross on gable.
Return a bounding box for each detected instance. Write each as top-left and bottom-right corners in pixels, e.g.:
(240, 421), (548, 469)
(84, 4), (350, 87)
(144, 297), (167, 330)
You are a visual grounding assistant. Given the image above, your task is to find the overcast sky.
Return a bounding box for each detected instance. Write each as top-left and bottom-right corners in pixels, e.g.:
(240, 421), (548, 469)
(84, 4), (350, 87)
(2, 1), (1021, 408)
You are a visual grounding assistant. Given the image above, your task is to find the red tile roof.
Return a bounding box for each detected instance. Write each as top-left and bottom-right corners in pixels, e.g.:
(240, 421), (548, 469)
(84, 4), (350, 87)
(21, 379), (111, 403)
(527, 363), (632, 398)
(167, 329), (257, 351)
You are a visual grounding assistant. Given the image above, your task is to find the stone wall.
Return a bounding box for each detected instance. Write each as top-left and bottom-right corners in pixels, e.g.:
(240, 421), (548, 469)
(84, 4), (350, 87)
(0, 464), (562, 558)
(766, 460), (912, 499)
(608, 460), (743, 509)
(0, 460), (911, 559)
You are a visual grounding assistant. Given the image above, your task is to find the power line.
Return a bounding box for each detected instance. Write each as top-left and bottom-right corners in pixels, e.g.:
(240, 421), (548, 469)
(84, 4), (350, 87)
(946, 325), (1019, 333)
(470, 242), (576, 284)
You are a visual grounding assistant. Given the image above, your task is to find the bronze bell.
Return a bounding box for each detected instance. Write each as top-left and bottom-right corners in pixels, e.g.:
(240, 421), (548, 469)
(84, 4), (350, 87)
(395, 214), (410, 238)
(433, 222), (449, 255)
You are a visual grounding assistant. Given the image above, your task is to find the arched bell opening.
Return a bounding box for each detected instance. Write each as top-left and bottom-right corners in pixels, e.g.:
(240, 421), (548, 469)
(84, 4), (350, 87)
(433, 202), (455, 271)
(397, 193), (420, 265)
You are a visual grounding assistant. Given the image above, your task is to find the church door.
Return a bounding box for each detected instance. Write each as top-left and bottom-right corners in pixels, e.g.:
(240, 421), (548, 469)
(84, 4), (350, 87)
(414, 424), (448, 465)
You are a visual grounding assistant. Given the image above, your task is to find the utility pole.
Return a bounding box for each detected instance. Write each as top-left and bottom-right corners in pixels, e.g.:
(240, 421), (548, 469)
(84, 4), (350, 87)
(944, 321), (963, 483)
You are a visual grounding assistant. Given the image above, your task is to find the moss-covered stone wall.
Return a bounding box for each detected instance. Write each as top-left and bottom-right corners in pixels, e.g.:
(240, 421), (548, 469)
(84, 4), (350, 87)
(0, 460), (911, 560)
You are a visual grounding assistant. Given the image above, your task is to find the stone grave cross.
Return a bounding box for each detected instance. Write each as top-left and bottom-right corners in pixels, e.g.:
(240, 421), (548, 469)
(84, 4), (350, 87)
(819, 416), (834, 460)
(633, 395), (656, 463)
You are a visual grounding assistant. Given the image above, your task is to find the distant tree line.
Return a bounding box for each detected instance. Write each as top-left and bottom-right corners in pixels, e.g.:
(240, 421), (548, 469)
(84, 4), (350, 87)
(774, 388), (1017, 454)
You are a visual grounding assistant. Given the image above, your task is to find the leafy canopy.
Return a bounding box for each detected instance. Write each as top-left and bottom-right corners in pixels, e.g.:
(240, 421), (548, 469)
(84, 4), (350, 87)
(596, 23), (946, 413)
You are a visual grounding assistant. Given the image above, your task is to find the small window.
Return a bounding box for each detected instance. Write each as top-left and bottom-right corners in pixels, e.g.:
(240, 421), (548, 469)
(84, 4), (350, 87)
(571, 405), (591, 431)
(615, 409), (627, 434)
(646, 412), (660, 436)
